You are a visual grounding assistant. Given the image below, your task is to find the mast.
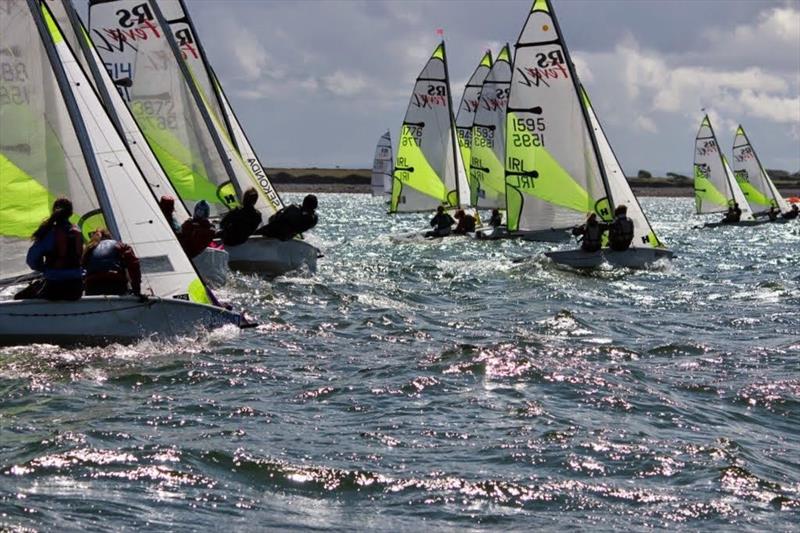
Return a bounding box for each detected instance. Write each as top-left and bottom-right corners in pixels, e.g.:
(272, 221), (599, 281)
(440, 39), (463, 207)
(545, 0), (615, 214)
(29, 0), (121, 239)
(149, 0), (244, 200)
(175, 0), (239, 150)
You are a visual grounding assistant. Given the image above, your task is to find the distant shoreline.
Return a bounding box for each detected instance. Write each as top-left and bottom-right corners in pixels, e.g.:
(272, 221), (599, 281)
(268, 168), (800, 198)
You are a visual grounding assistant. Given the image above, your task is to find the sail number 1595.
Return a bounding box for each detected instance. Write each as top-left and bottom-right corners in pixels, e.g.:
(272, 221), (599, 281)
(510, 117), (546, 148)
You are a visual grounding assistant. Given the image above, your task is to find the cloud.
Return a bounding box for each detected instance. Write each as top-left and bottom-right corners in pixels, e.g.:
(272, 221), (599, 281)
(634, 115), (658, 133)
(321, 70), (368, 97)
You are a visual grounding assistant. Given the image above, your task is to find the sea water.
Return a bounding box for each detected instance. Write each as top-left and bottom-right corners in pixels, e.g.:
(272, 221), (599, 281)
(1, 195), (798, 531)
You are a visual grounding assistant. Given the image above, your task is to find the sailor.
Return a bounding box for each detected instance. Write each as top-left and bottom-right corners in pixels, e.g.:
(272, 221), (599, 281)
(179, 200), (216, 258)
(159, 195), (181, 233)
(572, 213), (607, 253)
(257, 194), (318, 241)
(782, 204), (799, 220)
(453, 209), (476, 235)
(425, 205), (455, 237)
(767, 205), (779, 221)
(488, 209), (502, 228)
(218, 188), (263, 246)
(82, 228), (142, 296)
(607, 205), (635, 251)
(14, 198), (84, 301)
(722, 202), (742, 223)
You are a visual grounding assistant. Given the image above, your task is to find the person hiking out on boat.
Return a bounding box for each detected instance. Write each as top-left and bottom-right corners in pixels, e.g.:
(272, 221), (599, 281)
(159, 195), (181, 234)
(453, 209), (477, 235)
(14, 198), (84, 301)
(783, 204), (799, 220)
(722, 202), (742, 223)
(218, 188), (262, 246)
(607, 205), (634, 251)
(257, 194), (318, 241)
(572, 212), (607, 253)
(425, 205), (455, 238)
(82, 228), (142, 297)
(180, 200), (216, 258)
(767, 205), (779, 222)
(488, 209), (502, 228)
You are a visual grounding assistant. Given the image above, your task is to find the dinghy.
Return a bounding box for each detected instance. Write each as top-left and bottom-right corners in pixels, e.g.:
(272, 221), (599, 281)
(454, 50), (492, 205)
(508, 0), (673, 267)
(89, 0), (319, 277)
(47, 0), (229, 286)
(732, 125), (796, 222)
(371, 131), (393, 199)
(0, 0), (246, 346)
(389, 41), (473, 239)
(694, 115), (758, 227)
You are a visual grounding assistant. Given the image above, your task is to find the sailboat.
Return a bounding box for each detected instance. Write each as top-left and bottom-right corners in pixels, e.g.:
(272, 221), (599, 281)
(693, 115), (760, 227)
(371, 131), (393, 199)
(45, 0), (229, 287)
(732, 125), (794, 221)
(390, 41), (469, 214)
(454, 50), (492, 204)
(471, 43), (511, 210)
(0, 0), (247, 346)
(88, 0), (319, 277)
(505, 0), (673, 267)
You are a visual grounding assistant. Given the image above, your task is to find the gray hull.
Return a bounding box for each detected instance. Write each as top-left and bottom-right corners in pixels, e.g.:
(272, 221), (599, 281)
(545, 247), (676, 269)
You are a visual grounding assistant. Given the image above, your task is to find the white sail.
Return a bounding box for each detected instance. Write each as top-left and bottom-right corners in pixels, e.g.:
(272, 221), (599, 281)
(583, 86), (663, 249)
(732, 125), (790, 214)
(693, 115), (754, 220)
(504, 0), (608, 232)
(390, 42), (464, 213)
(46, 0), (192, 223)
(471, 44), (511, 209)
(1, 0), (210, 302)
(455, 50), (492, 205)
(371, 131), (393, 197)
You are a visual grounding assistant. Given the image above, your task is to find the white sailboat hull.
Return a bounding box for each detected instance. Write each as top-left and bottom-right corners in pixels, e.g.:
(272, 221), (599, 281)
(225, 236), (320, 277)
(0, 296), (245, 346)
(545, 247), (675, 269)
(192, 247), (229, 287)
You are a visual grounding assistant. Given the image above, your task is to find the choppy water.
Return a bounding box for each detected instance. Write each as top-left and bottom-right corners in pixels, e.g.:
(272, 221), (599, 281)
(1, 194), (799, 531)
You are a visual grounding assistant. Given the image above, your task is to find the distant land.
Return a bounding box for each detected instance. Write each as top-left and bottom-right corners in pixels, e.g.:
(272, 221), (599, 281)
(268, 168), (800, 197)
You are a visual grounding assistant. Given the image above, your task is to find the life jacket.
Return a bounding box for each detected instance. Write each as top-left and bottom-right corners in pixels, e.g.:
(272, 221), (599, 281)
(85, 239), (124, 274)
(44, 224), (82, 270)
(608, 216), (634, 251)
(581, 222), (604, 252)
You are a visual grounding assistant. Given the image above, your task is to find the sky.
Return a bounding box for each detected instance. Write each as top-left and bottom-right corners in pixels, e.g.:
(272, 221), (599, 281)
(81, 0), (800, 175)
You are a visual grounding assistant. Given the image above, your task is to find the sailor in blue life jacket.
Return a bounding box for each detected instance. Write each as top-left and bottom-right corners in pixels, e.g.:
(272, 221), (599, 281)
(572, 212), (608, 252)
(14, 198), (84, 301)
(607, 204), (635, 251)
(218, 187), (263, 246)
(425, 205), (455, 237)
(82, 228), (142, 297)
(159, 195), (182, 234)
(257, 194), (318, 241)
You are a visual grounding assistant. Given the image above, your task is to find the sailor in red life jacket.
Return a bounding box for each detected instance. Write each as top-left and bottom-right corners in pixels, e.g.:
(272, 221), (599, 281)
(179, 200), (216, 258)
(15, 197), (84, 301)
(82, 228), (142, 296)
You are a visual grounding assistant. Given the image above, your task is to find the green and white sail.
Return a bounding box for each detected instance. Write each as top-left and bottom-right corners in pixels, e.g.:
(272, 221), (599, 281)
(732, 125), (789, 214)
(693, 115), (754, 219)
(505, 0), (608, 232)
(471, 43), (511, 209)
(1, 0), (211, 302)
(455, 50), (492, 204)
(583, 86), (663, 248)
(89, 0), (241, 217)
(391, 42), (467, 213)
(371, 130), (393, 198)
(46, 0), (192, 223)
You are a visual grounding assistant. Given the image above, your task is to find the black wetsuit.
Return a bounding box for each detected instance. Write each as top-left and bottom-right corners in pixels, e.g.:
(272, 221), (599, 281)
(572, 221), (607, 252)
(219, 206), (263, 246)
(257, 204), (317, 241)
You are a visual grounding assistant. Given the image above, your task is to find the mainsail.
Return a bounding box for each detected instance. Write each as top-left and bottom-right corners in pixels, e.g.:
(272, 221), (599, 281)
(732, 125), (790, 214)
(693, 115), (754, 219)
(471, 43), (511, 209)
(1, 0), (211, 302)
(504, 0), (608, 232)
(455, 50), (492, 204)
(371, 131), (393, 198)
(390, 42), (466, 213)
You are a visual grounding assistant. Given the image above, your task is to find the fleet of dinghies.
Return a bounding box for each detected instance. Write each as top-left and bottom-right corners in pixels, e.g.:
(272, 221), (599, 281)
(0, 0), (248, 345)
